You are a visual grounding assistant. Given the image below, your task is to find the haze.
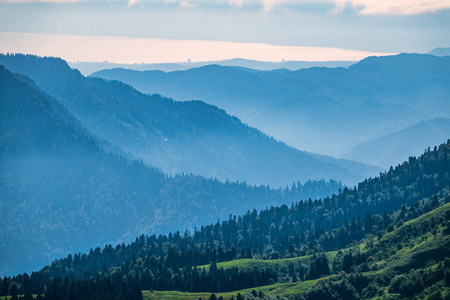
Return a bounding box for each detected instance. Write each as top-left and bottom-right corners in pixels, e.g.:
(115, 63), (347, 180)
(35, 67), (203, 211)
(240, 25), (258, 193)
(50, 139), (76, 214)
(0, 0), (449, 63)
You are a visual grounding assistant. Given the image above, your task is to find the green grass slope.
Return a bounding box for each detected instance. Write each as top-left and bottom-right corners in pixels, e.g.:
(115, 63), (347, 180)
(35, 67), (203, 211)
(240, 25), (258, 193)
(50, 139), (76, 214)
(197, 252), (337, 273)
(143, 280), (319, 300)
(142, 201), (450, 299)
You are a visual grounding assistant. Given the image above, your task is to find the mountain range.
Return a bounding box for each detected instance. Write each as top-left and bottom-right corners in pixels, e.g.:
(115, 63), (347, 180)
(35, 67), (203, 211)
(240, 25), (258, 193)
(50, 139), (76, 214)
(0, 54), (379, 188)
(69, 58), (355, 76)
(3, 129), (449, 299)
(344, 117), (450, 167)
(1, 50), (450, 299)
(0, 64), (351, 276)
(91, 53), (450, 165)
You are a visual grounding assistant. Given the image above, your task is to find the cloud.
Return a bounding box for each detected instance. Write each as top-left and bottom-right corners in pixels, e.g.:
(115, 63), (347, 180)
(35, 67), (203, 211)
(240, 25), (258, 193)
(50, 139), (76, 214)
(260, 0), (450, 14)
(127, 0), (139, 6)
(0, 0), (82, 2)
(228, 0), (243, 7)
(2, 0), (449, 15)
(126, 0), (197, 8)
(262, 0), (276, 11)
(261, 0), (331, 12)
(333, 0), (450, 15)
(179, 0), (194, 7)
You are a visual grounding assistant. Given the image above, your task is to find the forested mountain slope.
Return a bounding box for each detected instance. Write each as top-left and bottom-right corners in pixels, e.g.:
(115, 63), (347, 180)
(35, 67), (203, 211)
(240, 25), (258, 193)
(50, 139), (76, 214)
(345, 117), (450, 167)
(92, 54), (450, 160)
(139, 200), (450, 300)
(0, 66), (343, 276)
(0, 54), (379, 187)
(3, 139), (449, 299)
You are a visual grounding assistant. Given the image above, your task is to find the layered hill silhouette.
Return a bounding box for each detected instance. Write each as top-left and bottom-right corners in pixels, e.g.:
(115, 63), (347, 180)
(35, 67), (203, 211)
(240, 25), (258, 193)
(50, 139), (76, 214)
(345, 117), (450, 167)
(0, 54), (379, 187)
(0, 65), (346, 276)
(69, 58), (355, 76)
(92, 54), (450, 159)
(1, 53), (450, 299)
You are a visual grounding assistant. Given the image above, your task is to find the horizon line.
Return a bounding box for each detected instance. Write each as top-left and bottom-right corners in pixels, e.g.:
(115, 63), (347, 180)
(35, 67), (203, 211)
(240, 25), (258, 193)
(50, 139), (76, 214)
(0, 31), (396, 64)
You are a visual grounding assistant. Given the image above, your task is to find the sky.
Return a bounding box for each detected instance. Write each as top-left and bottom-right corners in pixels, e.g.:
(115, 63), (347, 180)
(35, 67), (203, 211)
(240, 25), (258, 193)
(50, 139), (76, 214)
(0, 0), (449, 63)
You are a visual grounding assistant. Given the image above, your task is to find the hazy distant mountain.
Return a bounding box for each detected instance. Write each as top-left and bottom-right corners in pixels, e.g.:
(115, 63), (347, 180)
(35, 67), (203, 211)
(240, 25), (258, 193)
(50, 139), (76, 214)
(0, 54), (379, 187)
(68, 59), (355, 76)
(92, 54), (450, 157)
(428, 47), (450, 57)
(0, 65), (347, 275)
(344, 117), (450, 168)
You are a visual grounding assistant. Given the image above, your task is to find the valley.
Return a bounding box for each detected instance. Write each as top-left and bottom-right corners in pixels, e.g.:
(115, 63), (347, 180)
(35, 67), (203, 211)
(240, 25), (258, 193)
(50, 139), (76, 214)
(92, 54), (450, 163)
(2, 139), (449, 299)
(0, 50), (449, 299)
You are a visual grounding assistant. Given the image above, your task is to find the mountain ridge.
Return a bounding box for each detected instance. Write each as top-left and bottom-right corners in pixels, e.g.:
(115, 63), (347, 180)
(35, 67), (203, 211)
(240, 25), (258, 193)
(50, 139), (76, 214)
(0, 64), (348, 276)
(91, 53), (450, 157)
(428, 47), (450, 57)
(0, 53), (380, 187)
(344, 117), (450, 167)
(3, 137), (449, 299)
(67, 58), (356, 76)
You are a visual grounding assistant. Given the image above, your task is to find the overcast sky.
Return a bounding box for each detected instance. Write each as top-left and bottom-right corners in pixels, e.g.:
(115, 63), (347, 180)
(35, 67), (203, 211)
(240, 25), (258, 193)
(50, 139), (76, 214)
(0, 0), (449, 63)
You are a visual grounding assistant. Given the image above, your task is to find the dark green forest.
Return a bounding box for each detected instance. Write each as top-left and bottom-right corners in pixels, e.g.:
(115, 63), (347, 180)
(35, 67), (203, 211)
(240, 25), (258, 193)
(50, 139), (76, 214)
(2, 137), (449, 299)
